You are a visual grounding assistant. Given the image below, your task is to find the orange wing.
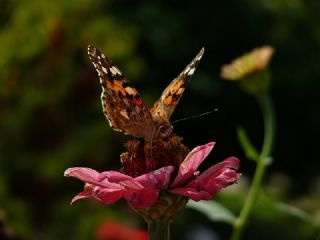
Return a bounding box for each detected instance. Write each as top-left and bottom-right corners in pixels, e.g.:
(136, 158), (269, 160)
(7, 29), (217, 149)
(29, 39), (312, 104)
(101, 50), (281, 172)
(88, 45), (156, 140)
(151, 48), (204, 121)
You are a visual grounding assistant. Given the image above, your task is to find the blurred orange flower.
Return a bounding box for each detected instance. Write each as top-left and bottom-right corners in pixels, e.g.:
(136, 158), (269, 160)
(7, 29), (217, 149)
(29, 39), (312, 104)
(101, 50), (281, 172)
(221, 46), (274, 81)
(95, 220), (148, 240)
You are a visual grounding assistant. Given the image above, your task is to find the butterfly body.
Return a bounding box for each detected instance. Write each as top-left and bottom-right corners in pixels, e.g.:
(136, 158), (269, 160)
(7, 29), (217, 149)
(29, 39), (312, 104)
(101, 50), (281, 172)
(88, 45), (204, 142)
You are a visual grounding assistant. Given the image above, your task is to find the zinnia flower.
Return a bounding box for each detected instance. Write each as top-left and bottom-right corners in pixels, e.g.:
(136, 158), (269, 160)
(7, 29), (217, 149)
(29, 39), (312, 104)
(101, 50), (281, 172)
(65, 142), (240, 210)
(220, 46), (274, 81)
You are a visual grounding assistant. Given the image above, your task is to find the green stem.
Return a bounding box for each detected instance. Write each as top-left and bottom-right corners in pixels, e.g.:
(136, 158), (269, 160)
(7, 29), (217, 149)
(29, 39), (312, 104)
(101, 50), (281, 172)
(148, 219), (170, 240)
(257, 93), (275, 160)
(231, 93), (275, 240)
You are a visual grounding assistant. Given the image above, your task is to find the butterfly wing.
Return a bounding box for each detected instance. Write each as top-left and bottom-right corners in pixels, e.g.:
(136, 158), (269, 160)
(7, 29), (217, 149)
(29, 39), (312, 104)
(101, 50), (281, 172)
(151, 48), (204, 121)
(88, 45), (156, 140)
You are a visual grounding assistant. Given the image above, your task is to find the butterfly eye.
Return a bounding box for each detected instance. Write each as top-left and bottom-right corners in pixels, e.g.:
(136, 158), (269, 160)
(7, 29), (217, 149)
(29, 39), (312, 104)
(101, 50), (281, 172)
(159, 125), (173, 138)
(159, 126), (165, 132)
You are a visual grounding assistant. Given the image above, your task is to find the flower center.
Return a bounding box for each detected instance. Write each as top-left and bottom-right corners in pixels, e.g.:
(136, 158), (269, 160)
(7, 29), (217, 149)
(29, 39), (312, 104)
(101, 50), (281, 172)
(120, 135), (190, 177)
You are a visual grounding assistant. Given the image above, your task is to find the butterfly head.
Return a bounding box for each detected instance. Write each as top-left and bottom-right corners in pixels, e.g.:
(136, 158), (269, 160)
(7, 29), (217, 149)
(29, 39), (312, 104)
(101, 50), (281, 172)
(158, 124), (174, 138)
(151, 113), (174, 140)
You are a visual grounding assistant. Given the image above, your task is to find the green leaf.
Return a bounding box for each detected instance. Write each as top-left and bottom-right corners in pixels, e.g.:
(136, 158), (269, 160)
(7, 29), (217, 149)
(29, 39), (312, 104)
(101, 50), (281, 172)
(187, 200), (236, 224)
(237, 127), (259, 162)
(275, 202), (314, 224)
(261, 192), (316, 226)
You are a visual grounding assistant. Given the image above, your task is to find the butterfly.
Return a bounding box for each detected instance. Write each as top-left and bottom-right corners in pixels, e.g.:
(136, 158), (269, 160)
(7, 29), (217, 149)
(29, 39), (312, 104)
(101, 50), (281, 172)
(88, 45), (204, 142)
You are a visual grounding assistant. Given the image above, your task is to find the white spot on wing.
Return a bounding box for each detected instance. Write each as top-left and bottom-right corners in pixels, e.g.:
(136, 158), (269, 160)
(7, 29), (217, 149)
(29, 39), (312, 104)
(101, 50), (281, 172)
(125, 87), (136, 95)
(120, 110), (130, 119)
(187, 67), (195, 76)
(184, 66), (190, 74)
(113, 66), (122, 75)
(109, 67), (117, 76)
(102, 66), (108, 74)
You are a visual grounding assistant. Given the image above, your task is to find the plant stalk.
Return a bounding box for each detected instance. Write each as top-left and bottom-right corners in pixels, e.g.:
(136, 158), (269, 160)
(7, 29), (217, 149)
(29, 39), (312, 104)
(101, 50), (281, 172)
(148, 219), (170, 240)
(231, 93), (275, 240)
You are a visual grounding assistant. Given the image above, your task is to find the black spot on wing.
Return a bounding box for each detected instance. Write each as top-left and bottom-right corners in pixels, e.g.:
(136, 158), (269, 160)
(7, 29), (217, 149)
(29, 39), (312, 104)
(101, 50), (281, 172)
(121, 82), (133, 88)
(171, 93), (180, 103)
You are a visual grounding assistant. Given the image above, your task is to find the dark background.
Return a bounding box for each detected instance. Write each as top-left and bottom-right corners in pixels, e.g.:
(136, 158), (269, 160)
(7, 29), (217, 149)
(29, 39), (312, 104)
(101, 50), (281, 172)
(0, 0), (319, 239)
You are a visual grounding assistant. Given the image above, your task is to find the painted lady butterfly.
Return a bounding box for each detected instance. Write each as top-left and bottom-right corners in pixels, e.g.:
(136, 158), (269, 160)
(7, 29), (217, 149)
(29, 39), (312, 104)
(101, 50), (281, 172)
(88, 45), (204, 142)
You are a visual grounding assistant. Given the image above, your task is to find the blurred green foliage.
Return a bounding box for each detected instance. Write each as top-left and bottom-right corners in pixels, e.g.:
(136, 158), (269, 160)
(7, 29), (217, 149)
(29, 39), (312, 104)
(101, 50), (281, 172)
(0, 0), (319, 239)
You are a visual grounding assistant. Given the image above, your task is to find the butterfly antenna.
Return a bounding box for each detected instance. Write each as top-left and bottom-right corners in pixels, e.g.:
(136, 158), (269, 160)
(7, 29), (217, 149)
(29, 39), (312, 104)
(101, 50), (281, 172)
(171, 108), (218, 125)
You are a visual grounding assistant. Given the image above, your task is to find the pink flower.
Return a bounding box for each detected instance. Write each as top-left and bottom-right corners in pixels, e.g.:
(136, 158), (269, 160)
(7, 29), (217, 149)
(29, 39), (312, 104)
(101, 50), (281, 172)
(64, 142), (240, 208)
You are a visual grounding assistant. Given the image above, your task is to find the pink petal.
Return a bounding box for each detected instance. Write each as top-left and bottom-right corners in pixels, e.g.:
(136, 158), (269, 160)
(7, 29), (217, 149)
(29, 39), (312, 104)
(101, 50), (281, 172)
(65, 167), (100, 182)
(170, 188), (212, 201)
(102, 171), (133, 183)
(102, 167), (174, 190)
(71, 188), (94, 204)
(171, 142), (215, 187)
(94, 187), (127, 205)
(170, 157), (240, 201)
(101, 171), (145, 190)
(201, 169), (240, 193)
(65, 168), (162, 208)
(192, 157), (240, 183)
(119, 179), (144, 189)
(185, 159), (240, 197)
(65, 167), (119, 188)
(134, 166), (174, 189)
(170, 170), (238, 201)
(95, 187), (159, 208)
(188, 171), (236, 196)
(125, 189), (160, 208)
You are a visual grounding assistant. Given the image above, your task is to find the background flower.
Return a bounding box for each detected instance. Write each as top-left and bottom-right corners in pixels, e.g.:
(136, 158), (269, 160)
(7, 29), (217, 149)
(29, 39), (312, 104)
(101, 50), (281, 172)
(95, 220), (147, 240)
(220, 46), (274, 81)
